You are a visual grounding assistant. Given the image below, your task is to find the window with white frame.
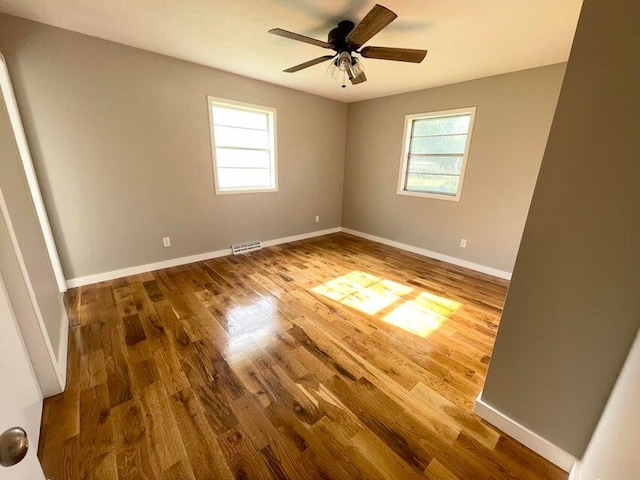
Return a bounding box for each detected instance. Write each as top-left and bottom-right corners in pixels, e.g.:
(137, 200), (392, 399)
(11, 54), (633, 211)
(397, 107), (476, 201)
(208, 97), (277, 194)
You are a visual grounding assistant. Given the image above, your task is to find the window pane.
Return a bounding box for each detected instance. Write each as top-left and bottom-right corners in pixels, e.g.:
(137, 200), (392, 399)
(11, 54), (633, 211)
(214, 125), (270, 149)
(407, 155), (463, 175)
(405, 173), (459, 195)
(412, 114), (470, 136)
(213, 106), (268, 130)
(210, 100), (278, 194)
(410, 134), (467, 154)
(216, 148), (271, 169)
(218, 167), (272, 189)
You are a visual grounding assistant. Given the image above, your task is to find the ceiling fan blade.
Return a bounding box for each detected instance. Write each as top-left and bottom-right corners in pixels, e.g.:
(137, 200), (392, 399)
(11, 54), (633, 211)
(350, 72), (367, 85)
(284, 55), (336, 73)
(269, 28), (333, 49)
(360, 46), (427, 63)
(346, 4), (397, 49)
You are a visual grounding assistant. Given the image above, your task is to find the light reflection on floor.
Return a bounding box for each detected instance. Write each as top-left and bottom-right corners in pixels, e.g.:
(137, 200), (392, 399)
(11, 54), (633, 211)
(312, 271), (460, 337)
(219, 302), (277, 357)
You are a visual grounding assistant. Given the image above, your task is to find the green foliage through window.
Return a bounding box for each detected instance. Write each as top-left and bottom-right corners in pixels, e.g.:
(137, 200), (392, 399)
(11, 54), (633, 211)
(400, 110), (474, 198)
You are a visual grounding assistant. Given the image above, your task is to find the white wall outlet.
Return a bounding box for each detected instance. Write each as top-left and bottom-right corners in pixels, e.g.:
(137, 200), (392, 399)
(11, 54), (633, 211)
(163, 237), (171, 247)
(460, 238), (467, 248)
(315, 215), (320, 223)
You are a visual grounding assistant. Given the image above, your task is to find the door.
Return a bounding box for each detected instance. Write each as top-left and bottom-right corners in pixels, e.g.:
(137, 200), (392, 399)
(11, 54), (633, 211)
(0, 271), (45, 479)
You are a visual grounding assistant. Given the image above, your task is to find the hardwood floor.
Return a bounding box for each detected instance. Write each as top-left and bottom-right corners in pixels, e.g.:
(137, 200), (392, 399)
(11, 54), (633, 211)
(38, 233), (567, 480)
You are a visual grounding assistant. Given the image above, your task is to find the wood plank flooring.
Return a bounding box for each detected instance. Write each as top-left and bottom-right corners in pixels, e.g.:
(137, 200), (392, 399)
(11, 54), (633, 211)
(38, 233), (567, 480)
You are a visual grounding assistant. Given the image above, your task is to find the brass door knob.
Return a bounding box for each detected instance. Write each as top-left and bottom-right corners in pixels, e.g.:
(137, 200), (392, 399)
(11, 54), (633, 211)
(0, 427), (28, 467)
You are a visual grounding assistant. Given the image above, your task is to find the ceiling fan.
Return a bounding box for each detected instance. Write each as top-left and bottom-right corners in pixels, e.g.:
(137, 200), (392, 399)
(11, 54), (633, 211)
(269, 4), (427, 87)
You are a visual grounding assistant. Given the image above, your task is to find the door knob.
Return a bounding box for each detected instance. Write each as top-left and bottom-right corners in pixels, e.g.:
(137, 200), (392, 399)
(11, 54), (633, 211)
(0, 427), (28, 467)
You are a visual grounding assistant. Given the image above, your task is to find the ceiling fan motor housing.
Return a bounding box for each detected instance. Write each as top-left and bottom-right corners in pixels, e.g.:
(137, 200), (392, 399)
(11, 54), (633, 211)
(270, 4), (427, 86)
(328, 20), (356, 52)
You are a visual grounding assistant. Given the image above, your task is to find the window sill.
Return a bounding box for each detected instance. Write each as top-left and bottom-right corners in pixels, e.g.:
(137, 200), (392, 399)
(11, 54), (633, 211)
(215, 187), (279, 195)
(396, 189), (461, 202)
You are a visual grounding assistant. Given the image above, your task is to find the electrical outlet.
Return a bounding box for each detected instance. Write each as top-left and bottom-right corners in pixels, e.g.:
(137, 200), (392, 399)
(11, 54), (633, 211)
(315, 215), (320, 223)
(460, 239), (467, 248)
(163, 237), (171, 247)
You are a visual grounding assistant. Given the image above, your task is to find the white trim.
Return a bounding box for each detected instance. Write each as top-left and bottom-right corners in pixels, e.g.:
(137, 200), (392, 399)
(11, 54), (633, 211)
(66, 227), (341, 288)
(568, 461), (581, 480)
(261, 227), (340, 248)
(56, 309), (69, 387)
(396, 189), (461, 201)
(211, 187), (278, 195)
(473, 392), (576, 472)
(0, 53), (67, 293)
(207, 96), (278, 195)
(68, 226), (510, 289)
(67, 248), (231, 288)
(341, 228), (512, 280)
(0, 188), (65, 395)
(396, 106), (477, 202)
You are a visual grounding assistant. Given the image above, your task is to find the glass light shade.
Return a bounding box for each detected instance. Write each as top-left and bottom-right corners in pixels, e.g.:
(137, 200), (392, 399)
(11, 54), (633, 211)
(326, 59), (340, 78)
(326, 52), (365, 84)
(349, 57), (364, 78)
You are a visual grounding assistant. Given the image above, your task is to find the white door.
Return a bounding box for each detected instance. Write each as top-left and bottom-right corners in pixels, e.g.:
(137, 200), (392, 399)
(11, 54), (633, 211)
(0, 271), (45, 480)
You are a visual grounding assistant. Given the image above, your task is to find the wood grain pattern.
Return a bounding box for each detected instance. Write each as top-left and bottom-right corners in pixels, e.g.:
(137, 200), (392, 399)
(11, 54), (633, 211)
(39, 233), (567, 480)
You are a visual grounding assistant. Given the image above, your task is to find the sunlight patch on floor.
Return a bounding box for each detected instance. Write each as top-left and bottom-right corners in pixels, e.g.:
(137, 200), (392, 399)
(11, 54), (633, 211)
(383, 292), (460, 337)
(312, 271), (460, 337)
(312, 271), (412, 315)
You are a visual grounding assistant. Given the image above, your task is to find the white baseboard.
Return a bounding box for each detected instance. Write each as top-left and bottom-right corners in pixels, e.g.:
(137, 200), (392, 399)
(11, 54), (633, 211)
(341, 228), (512, 280)
(261, 227), (341, 248)
(66, 226), (509, 287)
(473, 392), (576, 471)
(66, 248), (232, 288)
(65, 227), (341, 288)
(568, 461), (581, 480)
(55, 308), (69, 392)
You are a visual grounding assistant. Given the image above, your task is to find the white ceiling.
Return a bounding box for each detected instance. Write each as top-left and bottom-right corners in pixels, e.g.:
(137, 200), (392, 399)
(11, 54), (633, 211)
(0, 0), (583, 103)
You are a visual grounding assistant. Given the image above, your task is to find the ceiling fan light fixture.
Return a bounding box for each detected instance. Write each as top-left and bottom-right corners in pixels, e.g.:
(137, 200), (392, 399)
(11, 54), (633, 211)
(327, 52), (364, 83)
(327, 52), (351, 78)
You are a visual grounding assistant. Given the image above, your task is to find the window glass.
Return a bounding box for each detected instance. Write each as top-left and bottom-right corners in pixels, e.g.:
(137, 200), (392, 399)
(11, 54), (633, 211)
(209, 98), (277, 194)
(398, 108), (476, 200)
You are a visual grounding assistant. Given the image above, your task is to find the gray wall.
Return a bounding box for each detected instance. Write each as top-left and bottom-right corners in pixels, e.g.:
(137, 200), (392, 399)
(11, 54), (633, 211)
(482, 0), (640, 457)
(1, 86), (65, 395)
(342, 64), (566, 273)
(0, 14), (347, 280)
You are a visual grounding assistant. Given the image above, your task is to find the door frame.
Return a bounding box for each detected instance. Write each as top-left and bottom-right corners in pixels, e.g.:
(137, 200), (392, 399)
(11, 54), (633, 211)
(0, 52), (67, 293)
(0, 187), (67, 395)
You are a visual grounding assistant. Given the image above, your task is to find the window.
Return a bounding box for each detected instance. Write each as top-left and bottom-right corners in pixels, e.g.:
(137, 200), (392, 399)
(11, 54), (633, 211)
(397, 107), (476, 201)
(208, 97), (277, 194)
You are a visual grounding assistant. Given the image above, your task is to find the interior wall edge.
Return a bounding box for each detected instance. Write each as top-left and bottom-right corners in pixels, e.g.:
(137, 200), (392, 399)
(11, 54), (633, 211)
(0, 182), (64, 397)
(473, 391), (576, 471)
(0, 52), (66, 293)
(568, 461), (581, 480)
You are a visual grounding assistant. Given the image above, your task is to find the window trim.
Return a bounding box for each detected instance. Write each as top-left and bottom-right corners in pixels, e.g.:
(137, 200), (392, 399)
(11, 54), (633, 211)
(208, 96), (278, 195)
(396, 106), (476, 202)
